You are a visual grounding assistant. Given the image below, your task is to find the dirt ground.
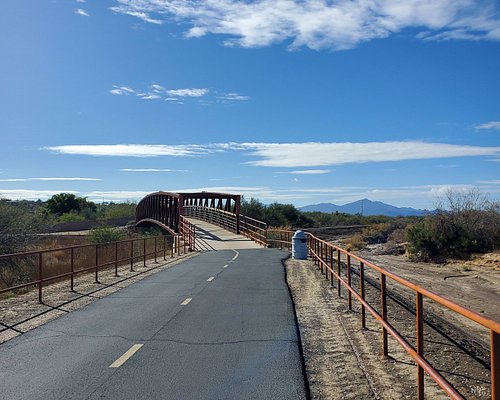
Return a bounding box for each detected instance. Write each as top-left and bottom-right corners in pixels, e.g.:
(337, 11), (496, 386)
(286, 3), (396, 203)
(286, 254), (496, 399)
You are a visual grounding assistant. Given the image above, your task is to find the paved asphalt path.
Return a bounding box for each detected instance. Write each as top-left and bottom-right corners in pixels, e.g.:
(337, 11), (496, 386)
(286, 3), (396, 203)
(0, 249), (307, 400)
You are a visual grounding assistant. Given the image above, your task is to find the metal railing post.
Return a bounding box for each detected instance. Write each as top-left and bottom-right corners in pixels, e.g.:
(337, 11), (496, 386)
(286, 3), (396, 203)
(417, 292), (424, 400)
(381, 273), (388, 356)
(143, 238), (146, 267)
(337, 249), (341, 297)
(38, 252), (43, 303)
(347, 251), (352, 310)
(329, 247), (334, 286)
(130, 240), (134, 271)
(492, 330), (499, 400)
(154, 237), (157, 263)
(360, 262), (366, 329)
(70, 247), (74, 291)
(95, 244), (99, 283)
(114, 242), (119, 277)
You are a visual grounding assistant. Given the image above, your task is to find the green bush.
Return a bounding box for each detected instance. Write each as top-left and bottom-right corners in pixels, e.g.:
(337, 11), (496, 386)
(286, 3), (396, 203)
(58, 212), (86, 222)
(88, 226), (124, 244)
(406, 189), (500, 261)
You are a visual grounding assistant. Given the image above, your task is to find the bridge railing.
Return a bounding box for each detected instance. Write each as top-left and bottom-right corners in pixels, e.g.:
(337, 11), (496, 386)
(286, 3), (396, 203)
(179, 216), (196, 252)
(274, 230), (499, 400)
(266, 229), (293, 249)
(0, 234), (185, 304)
(183, 206), (238, 233)
(239, 215), (267, 246)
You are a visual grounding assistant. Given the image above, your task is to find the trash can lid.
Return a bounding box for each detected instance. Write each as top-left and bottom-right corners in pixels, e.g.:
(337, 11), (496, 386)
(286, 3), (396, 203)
(292, 230), (307, 239)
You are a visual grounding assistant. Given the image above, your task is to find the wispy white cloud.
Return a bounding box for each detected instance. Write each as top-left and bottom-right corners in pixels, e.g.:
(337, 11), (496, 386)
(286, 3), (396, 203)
(217, 92), (250, 102)
(166, 88), (209, 97)
(43, 141), (500, 166)
(109, 85), (135, 95)
(110, 0), (500, 50)
(235, 141), (500, 167)
(119, 168), (189, 172)
(0, 189), (79, 201)
(43, 144), (215, 157)
(75, 8), (90, 17)
(288, 169), (331, 175)
(0, 177), (101, 182)
(475, 121), (500, 130)
(138, 94), (161, 100)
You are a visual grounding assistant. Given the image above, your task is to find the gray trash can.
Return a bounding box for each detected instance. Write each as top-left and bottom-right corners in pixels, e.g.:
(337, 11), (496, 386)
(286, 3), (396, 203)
(292, 230), (308, 260)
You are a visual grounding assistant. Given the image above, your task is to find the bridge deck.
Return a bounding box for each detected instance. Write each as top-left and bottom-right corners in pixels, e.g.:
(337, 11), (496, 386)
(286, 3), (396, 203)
(186, 218), (262, 251)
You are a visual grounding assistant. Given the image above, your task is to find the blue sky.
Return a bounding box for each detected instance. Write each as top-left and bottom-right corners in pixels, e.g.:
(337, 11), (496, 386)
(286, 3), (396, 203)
(1, 0), (499, 209)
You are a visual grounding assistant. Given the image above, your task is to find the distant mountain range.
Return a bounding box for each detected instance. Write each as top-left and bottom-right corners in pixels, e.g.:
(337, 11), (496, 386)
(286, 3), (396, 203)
(299, 199), (428, 217)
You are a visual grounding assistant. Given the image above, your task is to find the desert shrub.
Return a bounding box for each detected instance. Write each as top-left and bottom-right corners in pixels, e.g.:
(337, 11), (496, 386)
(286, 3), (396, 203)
(88, 226), (124, 244)
(58, 212), (86, 222)
(138, 227), (163, 237)
(100, 202), (136, 219)
(406, 189), (500, 261)
(345, 234), (367, 251)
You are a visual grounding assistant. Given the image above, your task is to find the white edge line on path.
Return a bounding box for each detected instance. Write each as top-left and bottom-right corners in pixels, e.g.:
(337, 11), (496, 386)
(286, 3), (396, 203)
(109, 344), (144, 368)
(181, 298), (192, 305)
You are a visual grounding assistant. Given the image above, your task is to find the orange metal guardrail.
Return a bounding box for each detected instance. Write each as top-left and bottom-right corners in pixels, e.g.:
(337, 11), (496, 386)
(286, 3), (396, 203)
(279, 229), (499, 400)
(240, 215), (268, 246)
(0, 234), (182, 304)
(179, 216), (196, 252)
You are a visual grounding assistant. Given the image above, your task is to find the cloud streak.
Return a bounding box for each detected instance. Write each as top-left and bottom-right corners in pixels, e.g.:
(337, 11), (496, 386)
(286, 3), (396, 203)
(0, 177), (101, 182)
(110, 0), (500, 50)
(43, 141), (500, 166)
(75, 8), (90, 17)
(475, 121), (500, 130)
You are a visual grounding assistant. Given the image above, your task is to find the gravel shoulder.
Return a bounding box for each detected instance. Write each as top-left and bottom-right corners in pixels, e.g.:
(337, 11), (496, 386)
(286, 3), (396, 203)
(286, 256), (494, 399)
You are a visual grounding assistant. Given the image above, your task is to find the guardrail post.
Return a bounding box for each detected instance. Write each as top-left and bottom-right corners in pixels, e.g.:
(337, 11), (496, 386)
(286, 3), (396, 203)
(337, 249), (341, 297)
(360, 262), (366, 329)
(130, 240), (134, 271)
(38, 252), (43, 303)
(417, 292), (424, 400)
(329, 247), (334, 286)
(381, 273), (388, 356)
(70, 247), (74, 291)
(154, 237), (157, 263)
(114, 242), (119, 277)
(95, 244), (99, 283)
(492, 330), (499, 400)
(347, 250), (352, 310)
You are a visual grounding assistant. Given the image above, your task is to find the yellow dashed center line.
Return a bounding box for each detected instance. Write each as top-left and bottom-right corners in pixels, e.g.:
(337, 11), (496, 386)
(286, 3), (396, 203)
(109, 344), (144, 368)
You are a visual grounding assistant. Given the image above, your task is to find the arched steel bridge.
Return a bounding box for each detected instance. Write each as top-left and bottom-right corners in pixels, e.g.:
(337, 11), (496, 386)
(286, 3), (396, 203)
(135, 191), (268, 247)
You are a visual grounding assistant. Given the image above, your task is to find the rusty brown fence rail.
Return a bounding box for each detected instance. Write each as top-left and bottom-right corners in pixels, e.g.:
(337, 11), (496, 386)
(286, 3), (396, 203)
(240, 215), (267, 246)
(179, 216), (196, 252)
(277, 230), (499, 400)
(0, 234), (183, 304)
(266, 229), (293, 249)
(183, 206), (238, 233)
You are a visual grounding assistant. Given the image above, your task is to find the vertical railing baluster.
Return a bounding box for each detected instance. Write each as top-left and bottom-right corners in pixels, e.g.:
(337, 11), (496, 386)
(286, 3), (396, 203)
(130, 240), (134, 271)
(329, 247), (334, 286)
(492, 330), (499, 400)
(95, 244), (99, 283)
(337, 249), (341, 297)
(70, 247), (74, 291)
(154, 237), (157, 263)
(381, 273), (388, 356)
(347, 251), (352, 310)
(417, 292), (424, 400)
(143, 238), (146, 267)
(38, 252), (43, 303)
(114, 242), (119, 277)
(360, 262), (366, 329)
